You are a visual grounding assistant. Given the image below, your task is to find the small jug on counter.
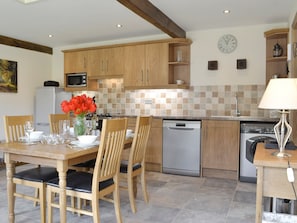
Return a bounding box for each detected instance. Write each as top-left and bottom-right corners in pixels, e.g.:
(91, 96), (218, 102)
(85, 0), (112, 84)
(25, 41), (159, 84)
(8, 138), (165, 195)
(273, 43), (283, 57)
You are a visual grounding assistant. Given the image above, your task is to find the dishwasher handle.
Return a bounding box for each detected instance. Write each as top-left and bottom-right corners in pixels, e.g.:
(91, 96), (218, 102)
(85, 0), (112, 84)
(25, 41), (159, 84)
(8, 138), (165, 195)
(168, 127), (195, 131)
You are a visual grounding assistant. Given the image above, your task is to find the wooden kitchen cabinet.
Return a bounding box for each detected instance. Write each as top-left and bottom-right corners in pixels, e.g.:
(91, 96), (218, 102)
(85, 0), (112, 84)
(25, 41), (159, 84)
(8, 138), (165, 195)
(64, 50), (88, 74)
(63, 38), (191, 90)
(168, 39), (191, 86)
(87, 47), (124, 77)
(63, 50), (98, 91)
(264, 28), (289, 85)
(201, 120), (240, 180)
(123, 43), (168, 88)
(145, 118), (162, 172)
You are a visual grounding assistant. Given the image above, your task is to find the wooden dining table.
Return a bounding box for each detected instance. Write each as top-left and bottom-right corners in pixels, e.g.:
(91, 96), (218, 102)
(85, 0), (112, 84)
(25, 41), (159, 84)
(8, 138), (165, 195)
(254, 143), (297, 223)
(0, 137), (133, 223)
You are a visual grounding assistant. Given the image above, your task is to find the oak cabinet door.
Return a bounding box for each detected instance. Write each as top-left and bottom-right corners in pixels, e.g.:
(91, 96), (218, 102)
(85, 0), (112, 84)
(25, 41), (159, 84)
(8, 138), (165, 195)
(88, 47), (124, 76)
(64, 51), (88, 73)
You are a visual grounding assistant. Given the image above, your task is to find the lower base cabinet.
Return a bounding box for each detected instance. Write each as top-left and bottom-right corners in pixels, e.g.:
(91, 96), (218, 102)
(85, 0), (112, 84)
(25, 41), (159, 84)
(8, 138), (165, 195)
(201, 120), (240, 180)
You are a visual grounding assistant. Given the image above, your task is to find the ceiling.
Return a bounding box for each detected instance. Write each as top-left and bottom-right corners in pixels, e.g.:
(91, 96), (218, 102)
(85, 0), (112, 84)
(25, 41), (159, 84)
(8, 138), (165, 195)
(1, 0), (295, 48)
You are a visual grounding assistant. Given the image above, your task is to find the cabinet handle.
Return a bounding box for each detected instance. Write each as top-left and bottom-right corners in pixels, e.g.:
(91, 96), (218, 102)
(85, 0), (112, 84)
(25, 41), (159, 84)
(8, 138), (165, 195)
(101, 60), (104, 72)
(147, 69), (149, 84)
(106, 60), (109, 72)
(141, 70), (144, 84)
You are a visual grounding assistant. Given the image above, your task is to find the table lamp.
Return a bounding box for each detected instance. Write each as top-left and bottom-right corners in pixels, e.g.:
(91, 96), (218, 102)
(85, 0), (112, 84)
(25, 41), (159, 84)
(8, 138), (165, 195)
(258, 78), (297, 157)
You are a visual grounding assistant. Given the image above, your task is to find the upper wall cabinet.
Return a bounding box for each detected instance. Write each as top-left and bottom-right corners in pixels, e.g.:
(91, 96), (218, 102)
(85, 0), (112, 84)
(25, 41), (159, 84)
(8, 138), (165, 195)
(63, 38), (192, 90)
(64, 51), (88, 74)
(64, 50), (98, 92)
(264, 28), (289, 85)
(87, 47), (124, 78)
(123, 38), (192, 89)
(123, 42), (168, 88)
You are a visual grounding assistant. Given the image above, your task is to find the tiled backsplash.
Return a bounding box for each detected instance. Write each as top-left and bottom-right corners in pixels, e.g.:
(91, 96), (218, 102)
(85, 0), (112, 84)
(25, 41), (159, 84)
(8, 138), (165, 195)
(75, 79), (272, 117)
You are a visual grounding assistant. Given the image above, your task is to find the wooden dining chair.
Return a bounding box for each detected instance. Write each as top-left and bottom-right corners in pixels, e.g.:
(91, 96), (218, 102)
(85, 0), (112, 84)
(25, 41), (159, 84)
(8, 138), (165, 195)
(49, 113), (69, 134)
(119, 116), (152, 213)
(46, 118), (128, 223)
(3, 115), (58, 223)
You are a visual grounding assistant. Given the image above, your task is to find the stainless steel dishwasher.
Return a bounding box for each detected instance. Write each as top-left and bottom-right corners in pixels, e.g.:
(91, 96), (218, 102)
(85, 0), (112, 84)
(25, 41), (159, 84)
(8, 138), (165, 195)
(162, 120), (201, 176)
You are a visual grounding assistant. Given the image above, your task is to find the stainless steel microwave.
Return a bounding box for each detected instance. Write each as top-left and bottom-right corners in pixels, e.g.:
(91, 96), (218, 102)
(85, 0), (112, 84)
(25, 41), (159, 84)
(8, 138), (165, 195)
(66, 72), (87, 87)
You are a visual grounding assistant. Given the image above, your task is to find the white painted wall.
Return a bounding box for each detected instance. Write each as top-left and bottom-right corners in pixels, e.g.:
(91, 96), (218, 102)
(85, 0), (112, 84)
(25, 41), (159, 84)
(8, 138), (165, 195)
(0, 45), (52, 140)
(189, 23), (289, 86)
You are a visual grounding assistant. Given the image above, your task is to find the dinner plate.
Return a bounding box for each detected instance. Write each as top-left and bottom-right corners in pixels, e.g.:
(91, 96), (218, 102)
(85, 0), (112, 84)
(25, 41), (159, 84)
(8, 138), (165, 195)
(126, 133), (134, 138)
(18, 136), (40, 143)
(70, 140), (100, 148)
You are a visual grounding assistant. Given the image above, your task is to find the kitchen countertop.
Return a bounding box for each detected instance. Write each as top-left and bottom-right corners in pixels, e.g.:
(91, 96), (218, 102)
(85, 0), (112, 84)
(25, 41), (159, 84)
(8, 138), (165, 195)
(116, 114), (279, 122)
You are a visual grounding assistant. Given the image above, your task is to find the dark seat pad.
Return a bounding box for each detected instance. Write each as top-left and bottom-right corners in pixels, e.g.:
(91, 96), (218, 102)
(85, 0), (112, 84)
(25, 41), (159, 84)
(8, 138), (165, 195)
(120, 161), (141, 173)
(73, 159), (96, 168)
(47, 171), (114, 193)
(14, 167), (58, 182)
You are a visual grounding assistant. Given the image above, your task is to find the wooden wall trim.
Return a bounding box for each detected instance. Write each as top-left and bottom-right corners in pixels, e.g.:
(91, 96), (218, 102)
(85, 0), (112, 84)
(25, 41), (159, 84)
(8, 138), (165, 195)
(0, 35), (52, 55)
(117, 0), (186, 38)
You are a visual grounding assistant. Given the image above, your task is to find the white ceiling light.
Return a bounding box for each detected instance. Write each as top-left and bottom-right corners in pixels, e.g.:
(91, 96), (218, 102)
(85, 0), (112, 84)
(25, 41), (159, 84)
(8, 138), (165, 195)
(17, 0), (40, 4)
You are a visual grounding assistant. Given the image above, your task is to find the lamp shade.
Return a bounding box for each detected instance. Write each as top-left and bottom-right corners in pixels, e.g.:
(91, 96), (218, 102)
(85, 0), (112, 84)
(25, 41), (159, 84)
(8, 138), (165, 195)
(258, 78), (297, 110)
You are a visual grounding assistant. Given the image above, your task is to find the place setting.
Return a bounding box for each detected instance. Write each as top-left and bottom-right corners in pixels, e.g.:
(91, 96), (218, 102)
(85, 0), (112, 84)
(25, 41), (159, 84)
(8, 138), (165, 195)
(63, 119), (100, 149)
(18, 121), (43, 145)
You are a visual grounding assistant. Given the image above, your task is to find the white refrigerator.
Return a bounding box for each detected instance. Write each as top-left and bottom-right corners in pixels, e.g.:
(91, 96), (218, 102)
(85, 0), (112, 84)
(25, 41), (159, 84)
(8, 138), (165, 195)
(34, 87), (72, 134)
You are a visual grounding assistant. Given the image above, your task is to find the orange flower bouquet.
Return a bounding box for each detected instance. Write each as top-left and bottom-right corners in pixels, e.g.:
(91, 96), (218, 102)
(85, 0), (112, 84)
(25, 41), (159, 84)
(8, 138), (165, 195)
(61, 94), (96, 136)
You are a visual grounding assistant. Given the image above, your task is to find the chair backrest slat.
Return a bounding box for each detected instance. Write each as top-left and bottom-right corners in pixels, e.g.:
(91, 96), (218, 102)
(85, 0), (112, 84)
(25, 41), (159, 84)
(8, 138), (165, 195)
(4, 115), (33, 143)
(130, 116), (152, 167)
(49, 113), (69, 134)
(92, 118), (127, 190)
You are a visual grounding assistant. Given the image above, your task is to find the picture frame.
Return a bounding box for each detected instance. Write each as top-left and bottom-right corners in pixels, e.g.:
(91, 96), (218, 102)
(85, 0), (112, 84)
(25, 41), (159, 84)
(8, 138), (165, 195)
(237, 59), (247, 69)
(0, 59), (17, 93)
(208, 60), (218, 70)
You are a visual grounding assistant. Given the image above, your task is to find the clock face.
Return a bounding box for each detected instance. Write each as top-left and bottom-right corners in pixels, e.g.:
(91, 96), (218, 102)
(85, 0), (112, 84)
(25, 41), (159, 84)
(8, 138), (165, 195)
(218, 34), (237, 53)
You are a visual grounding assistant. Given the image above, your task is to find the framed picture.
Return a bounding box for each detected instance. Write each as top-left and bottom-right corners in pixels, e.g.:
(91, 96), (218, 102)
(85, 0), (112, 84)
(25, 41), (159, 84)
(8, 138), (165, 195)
(0, 59), (17, 93)
(208, 60), (218, 70)
(237, 59), (247, 69)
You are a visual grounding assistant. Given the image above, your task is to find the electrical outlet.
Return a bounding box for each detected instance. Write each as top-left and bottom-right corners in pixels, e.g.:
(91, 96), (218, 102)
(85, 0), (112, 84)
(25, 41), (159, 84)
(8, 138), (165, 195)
(144, 99), (153, 104)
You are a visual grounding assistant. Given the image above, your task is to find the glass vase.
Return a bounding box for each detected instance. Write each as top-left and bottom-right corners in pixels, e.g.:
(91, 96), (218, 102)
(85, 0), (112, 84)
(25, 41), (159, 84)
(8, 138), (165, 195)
(74, 115), (86, 136)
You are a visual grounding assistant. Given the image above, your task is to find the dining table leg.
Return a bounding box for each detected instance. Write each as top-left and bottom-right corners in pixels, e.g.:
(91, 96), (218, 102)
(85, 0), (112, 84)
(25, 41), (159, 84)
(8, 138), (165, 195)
(255, 166), (264, 223)
(4, 153), (15, 223)
(57, 161), (68, 223)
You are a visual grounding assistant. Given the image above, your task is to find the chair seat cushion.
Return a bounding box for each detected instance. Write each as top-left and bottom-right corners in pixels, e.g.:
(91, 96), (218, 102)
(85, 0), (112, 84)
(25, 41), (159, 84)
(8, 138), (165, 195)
(14, 167), (58, 182)
(120, 161), (141, 173)
(47, 171), (114, 193)
(73, 159), (96, 168)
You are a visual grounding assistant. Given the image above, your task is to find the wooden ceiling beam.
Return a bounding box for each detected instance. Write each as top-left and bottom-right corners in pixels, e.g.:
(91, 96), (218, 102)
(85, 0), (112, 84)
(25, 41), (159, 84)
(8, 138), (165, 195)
(0, 35), (52, 54)
(117, 0), (186, 38)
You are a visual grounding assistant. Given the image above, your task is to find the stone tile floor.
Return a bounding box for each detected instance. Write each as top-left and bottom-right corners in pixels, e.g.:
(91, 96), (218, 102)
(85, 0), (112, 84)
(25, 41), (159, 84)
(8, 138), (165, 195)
(0, 165), (257, 223)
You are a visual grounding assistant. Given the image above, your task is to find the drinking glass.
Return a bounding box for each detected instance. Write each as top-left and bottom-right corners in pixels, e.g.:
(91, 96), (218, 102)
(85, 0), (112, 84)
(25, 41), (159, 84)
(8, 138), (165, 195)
(59, 120), (70, 139)
(24, 121), (34, 143)
(85, 119), (93, 135)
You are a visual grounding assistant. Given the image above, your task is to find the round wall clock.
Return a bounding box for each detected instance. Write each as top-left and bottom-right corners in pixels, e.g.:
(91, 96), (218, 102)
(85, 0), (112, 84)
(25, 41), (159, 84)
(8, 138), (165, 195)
(218, 34), (237, 54)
